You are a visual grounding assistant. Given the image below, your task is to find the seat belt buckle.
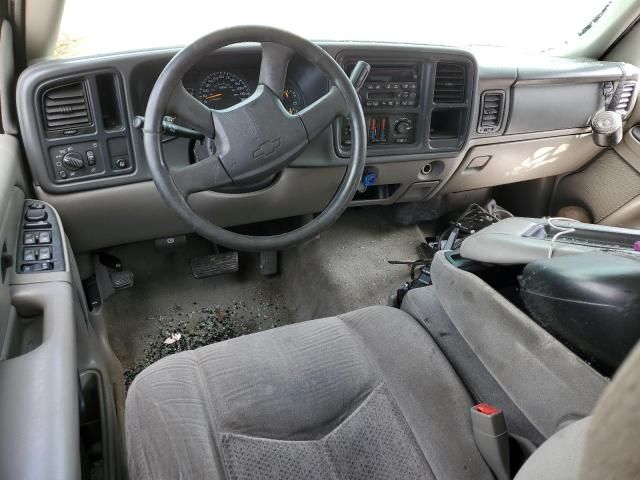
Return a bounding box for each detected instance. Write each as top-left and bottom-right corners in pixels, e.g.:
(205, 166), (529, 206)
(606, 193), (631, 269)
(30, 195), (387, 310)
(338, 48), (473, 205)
(470, 403), (511, 480)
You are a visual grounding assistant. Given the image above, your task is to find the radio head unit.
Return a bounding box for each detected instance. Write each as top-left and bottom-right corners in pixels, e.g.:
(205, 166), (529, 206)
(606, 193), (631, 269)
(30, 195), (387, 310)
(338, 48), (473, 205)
(355, 63), (421, 108)
(340, 62), (422, 148)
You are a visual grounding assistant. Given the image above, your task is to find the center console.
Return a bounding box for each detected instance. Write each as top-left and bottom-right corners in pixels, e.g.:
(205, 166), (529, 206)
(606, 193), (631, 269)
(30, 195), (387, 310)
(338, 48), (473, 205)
(335, 52), (475, 158)
(460, 217), (640, 264)
(458, 217), (640, 377)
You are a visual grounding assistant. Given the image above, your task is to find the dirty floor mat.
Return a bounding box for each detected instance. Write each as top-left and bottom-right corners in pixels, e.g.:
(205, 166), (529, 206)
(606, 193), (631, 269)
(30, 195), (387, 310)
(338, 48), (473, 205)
(101, 207), (424, 386)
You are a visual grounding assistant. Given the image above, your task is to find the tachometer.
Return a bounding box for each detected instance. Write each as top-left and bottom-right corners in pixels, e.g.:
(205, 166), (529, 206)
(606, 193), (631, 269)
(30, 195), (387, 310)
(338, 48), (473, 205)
(282, 86), (305, 114)
(199, 71), (252, 109)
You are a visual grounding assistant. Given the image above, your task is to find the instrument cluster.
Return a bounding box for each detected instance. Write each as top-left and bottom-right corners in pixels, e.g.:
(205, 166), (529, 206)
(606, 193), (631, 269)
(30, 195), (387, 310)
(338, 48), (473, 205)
(184, 69), (305, 114)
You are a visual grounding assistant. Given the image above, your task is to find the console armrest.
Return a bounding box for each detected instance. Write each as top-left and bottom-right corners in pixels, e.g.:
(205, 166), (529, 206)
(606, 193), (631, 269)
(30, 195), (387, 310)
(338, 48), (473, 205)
(460, 217), (640, 265)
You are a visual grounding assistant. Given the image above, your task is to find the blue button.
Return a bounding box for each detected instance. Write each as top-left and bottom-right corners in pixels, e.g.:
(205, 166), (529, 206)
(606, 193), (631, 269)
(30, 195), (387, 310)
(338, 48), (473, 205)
(363, 172), (377, 187)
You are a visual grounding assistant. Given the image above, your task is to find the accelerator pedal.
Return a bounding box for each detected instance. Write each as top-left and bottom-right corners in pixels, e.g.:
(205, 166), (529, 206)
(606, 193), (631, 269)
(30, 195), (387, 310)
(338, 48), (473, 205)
(190, 251), (239, 279)
(259, 251), (278, 276)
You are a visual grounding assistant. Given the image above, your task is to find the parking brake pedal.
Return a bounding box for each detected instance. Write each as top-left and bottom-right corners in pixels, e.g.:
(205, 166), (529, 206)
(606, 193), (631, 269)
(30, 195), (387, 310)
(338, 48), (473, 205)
(190, 251), (239, 279)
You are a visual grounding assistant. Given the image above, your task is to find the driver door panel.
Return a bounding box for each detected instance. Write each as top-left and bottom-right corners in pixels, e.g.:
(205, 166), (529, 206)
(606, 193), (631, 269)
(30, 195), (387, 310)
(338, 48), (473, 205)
(0, 133), (81, 480)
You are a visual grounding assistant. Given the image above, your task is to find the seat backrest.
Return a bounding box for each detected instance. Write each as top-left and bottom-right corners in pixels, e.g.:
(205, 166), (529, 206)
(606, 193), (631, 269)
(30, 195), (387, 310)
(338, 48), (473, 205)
(513, 417), (590, 480)
(578, 341), (640, 479)
(515, 342), (640, 479)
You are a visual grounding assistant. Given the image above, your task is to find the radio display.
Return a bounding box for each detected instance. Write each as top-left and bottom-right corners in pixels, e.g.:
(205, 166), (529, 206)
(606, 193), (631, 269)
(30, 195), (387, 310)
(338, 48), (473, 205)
(369, 92), (395, 100)
(367, 65), (419, 83)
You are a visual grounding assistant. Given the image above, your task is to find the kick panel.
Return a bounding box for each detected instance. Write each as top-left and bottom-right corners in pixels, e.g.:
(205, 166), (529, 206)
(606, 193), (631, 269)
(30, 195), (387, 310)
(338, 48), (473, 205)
(552, 149), (640, 222)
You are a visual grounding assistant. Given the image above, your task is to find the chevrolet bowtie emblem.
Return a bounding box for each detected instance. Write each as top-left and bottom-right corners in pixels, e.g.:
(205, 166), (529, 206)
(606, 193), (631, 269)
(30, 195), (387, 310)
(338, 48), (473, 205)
(252, 138), (281, 161)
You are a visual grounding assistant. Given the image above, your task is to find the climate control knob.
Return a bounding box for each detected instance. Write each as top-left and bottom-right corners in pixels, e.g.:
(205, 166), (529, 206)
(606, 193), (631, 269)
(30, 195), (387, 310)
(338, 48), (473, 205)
(394, 119), (412, 135)
(62, 152), (84, 170)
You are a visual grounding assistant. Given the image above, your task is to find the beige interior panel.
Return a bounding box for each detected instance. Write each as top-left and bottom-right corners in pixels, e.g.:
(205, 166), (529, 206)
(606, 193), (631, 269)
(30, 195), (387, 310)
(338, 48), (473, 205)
(597, 129), (640, 229)
(600, 194), (640, 229)
(0, 135), (28, 336)
(442, 134), (602, 194)
(36, 158), (445, 253)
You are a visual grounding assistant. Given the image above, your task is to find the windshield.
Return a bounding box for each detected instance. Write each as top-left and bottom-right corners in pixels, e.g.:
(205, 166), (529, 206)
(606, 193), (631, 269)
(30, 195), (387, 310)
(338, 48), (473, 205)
(55, 0), (614, 58)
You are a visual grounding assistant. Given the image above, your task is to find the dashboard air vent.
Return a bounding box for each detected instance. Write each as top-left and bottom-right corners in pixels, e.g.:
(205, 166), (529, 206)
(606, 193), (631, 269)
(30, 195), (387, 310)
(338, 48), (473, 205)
(615, 81), (636, 116)
(42, 82), (92, 131)
(478, 90), (505, 134)
(434, 63), (466, 103)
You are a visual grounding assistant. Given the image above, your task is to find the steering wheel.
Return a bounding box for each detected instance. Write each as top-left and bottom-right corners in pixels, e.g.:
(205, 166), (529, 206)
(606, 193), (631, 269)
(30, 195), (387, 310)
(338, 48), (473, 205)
(143, 26), (367, 252)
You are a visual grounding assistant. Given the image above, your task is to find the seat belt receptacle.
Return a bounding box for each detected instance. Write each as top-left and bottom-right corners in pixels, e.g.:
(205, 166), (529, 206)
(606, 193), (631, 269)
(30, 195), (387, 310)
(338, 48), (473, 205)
(471, 403), (511, 480)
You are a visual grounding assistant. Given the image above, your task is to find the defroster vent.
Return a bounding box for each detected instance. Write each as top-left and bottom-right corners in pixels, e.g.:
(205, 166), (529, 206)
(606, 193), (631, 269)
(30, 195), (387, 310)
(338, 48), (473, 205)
(433, 63), (466, 103)
(42, 82), (92, 132)
(478, 90), (505, 134)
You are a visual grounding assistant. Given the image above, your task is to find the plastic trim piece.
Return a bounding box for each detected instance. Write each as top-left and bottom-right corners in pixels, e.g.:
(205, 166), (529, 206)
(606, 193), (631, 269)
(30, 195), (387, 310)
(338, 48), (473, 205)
(0, 281), (80, 480)
(0, 21), (19, 135)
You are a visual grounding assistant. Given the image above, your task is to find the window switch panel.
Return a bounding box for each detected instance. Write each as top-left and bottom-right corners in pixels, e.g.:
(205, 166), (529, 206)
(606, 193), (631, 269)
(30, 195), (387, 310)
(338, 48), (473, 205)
(17, 202), (65, 274)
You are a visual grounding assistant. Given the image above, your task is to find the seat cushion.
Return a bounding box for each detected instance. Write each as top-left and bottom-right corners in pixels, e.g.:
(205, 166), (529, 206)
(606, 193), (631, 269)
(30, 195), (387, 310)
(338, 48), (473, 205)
(126, 306), (493, 480)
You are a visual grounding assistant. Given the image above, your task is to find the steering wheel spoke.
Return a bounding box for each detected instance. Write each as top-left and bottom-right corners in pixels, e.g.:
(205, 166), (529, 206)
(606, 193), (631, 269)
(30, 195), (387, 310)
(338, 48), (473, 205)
(167, 83), (216, 138)
(297, 86), (347, 141)
(170, 155), (232, 196)
(259, 42), (295, 96)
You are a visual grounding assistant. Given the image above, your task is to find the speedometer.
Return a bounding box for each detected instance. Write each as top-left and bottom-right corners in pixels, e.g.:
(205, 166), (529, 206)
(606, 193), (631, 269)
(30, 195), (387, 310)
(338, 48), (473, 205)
(282, 86), (304, 114)
(199, 71), (252, 109)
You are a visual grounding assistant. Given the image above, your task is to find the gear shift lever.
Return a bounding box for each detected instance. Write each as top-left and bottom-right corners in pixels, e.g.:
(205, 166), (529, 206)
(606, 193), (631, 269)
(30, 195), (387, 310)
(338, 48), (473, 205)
(349, 60), (371, 92)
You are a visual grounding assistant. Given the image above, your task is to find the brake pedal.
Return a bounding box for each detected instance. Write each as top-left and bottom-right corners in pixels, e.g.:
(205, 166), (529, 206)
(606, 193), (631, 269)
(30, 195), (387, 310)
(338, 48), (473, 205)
(259, 251), (278, 276)
(190, 251), (239, 279)
(110, 270), (134, 290)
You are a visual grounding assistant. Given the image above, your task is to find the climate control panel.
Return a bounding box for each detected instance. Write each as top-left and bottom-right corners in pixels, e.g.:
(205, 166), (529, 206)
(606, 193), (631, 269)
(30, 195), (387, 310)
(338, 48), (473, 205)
(341, 114), (417, 147)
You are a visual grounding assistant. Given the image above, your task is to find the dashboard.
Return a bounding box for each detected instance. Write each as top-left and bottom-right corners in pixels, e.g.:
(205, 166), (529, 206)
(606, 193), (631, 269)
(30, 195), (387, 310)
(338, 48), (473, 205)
(15, 42), (640, 252)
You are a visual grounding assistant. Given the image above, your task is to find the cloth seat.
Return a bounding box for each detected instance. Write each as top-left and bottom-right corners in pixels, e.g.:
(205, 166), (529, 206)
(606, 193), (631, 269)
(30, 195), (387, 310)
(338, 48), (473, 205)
(125, 306), (495, 480)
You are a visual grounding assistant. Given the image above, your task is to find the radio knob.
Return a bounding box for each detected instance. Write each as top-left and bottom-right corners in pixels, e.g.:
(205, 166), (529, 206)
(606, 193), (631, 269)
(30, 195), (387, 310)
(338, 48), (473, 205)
(394, 119), (412, 135)
(62, 152), (84, 170)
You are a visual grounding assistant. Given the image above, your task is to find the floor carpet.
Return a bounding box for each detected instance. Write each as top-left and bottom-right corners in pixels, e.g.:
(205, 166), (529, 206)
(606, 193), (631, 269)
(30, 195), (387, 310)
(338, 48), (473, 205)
(100, 207), (425, 385)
